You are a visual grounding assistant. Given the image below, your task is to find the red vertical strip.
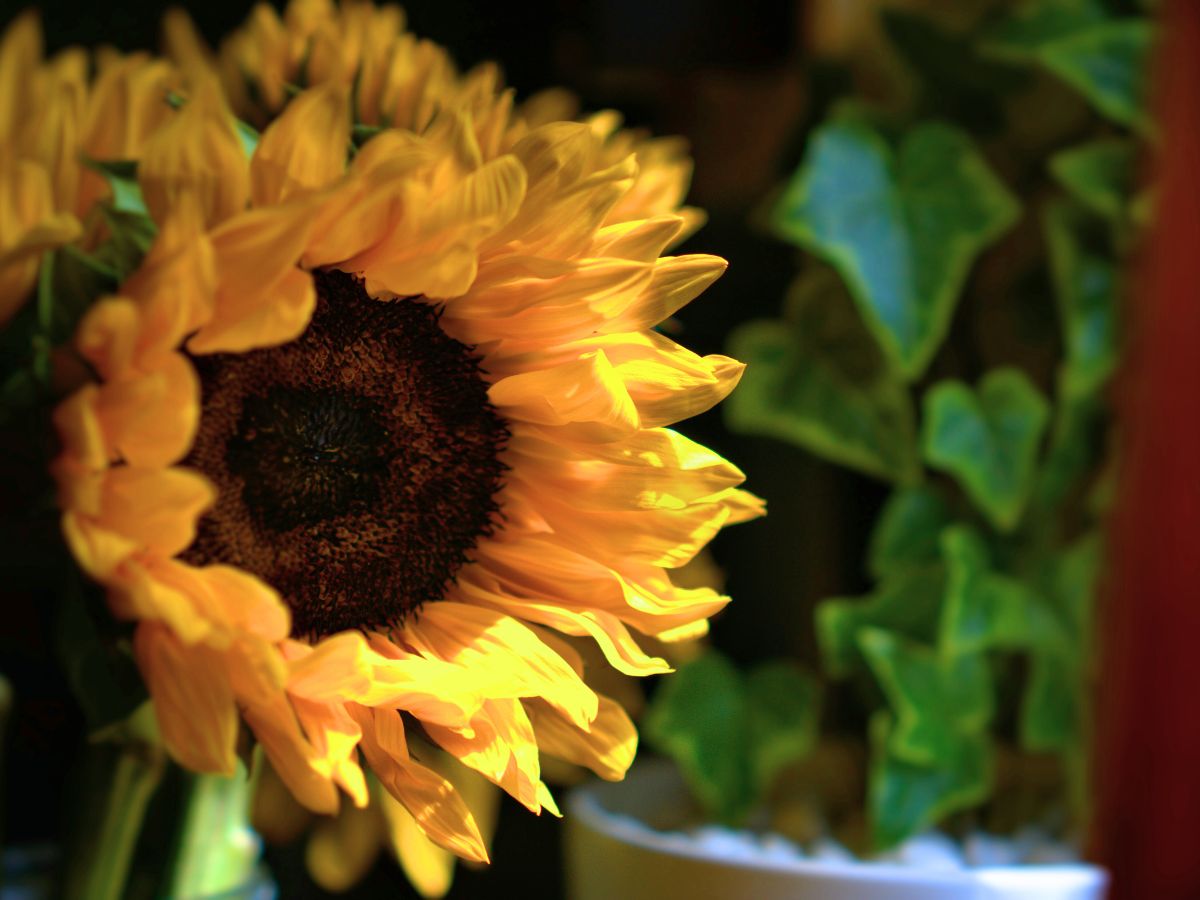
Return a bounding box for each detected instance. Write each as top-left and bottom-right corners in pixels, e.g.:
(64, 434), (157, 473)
(1092, 2), (1200, 897)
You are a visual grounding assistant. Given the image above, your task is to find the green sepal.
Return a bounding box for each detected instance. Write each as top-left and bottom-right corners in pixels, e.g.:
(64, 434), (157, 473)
(921, 368), (1050, 532)
(96, 205), (158, 282)
(724, 269), (919, 483)
(38, 245), (119, 346)
(84, 158), (148, 216)
(868, 712), (993, 850)
(1049, 138), (1137, 224)
(867, 485), (953, 579)
(772, 116), (1019, 379)
(856, 627), (993, 766)
(236, 120), (260, 159)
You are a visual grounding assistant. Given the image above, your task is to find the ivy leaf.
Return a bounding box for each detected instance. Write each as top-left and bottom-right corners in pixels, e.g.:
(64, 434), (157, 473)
(1045, 200), (1119, 399)
(869, 712), (993, 850)
(772, 117), (1019, 379)
(1050, 138), (1137, 223)
(939, 525), (1066, 655)
(644, 653), (820, 824)
(922, 368), (1050, 531)
(818, 567), (946, 678)
(857, 627), (993, 766)
(1038, 21), (1154, 132)
(745, 662), (820, 798)
(868, 485), (953, 579)
(881, 9), (1027, 131)
(981, 0), (1109, 61)
(1020, 653), (1077, 751)
(643, 652), (752, 823)
(725, 270), (919, 484)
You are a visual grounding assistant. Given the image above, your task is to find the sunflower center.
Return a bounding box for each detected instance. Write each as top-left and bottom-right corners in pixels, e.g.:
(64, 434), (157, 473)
(184, 269), (509, 639)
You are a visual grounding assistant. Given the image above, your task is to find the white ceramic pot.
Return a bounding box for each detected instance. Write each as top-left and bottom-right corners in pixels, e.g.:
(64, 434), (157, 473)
(564, 761), (1107, 900)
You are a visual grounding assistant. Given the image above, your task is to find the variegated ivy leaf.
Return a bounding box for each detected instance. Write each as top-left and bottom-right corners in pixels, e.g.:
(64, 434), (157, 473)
(725, 269), (919, 484)
(818, 567), (945, 678)
(939, 525), (1068, 656)
(856, 627), (993, 767)
(643, 651), (820, 824)
(1045, 200), (1119, 400)
(983, 1), (1153, 132)
(867, 485), (953, 579)
(922, 368), (1050, 532)
(772, 117), (1019, 379)
(868, 711), (993, 850)
(1050, 138), (1137, 224)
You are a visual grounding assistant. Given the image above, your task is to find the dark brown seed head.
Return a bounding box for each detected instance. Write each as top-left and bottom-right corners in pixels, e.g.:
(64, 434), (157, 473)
(183, 268), (508, 639)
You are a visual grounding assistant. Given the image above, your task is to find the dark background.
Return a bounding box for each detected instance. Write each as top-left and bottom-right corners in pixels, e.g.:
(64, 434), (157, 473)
(0, 2), (887, 897)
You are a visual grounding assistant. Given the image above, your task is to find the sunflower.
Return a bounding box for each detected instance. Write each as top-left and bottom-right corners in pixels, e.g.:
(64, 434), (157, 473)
(0, 11), (183, 325)
(52, 0), (762, 870)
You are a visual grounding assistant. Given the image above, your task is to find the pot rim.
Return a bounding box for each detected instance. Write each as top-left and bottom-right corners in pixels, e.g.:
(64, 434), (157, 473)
(566, 761), (1108, 891)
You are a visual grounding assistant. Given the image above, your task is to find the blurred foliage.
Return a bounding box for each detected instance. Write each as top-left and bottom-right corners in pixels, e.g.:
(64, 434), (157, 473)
(684, 0), (1153, 849)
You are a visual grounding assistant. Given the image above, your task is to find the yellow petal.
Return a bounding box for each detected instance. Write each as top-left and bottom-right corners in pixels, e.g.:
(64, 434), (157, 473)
(0, 11), (42, 140)
(378, 787), (456, 899)
(241, 690), (340, 815)
(95, 466), (215, 557)
(404, 602), (598, 729)
(352, 705), (490, 864)
(138, 76), (249, 228)
(292, 696), (370, 808)
(95, 353), (200, 467)
(603, 254), (727, 333)
(488, 350), (639, 441)
(251, 81), (350, 207)
(189, 204), (318, 353)
(134, 622), (237, 774)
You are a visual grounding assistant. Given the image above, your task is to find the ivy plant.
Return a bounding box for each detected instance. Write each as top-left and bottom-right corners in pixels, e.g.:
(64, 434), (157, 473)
(717, 0), (1152, 849)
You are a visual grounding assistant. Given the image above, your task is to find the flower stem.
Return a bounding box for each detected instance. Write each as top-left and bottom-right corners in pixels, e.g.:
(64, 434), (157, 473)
(167, 762), (262, 899)
(63, 725), (165, 900)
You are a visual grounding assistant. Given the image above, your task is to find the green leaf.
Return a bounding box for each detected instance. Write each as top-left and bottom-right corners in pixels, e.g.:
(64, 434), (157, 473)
(725, 270), (919, 483)
(55, 577), (148, 733)
(1050, 138), (1137, 223)
(1020, 653), (1078, 751)
(939, 525), (1066, 655)
(981, 0), (1109, 61)
(857, 627), (993, 766)
(868, 485), (953, 579)
(642, 652), (753, 823)
(772, 118), (1019, 378)
(1032, 386), (1104, 512)
(881, 9), (1027, 131)
(745, 662), (820, 797)
(1045, 200), (1119, 399)
(922, 368), (1050, 531)
(818, 567), (946, 678)
(1038, 21), (1154, 132)
(644, 653), (820, 823)
(868, 712), (993, 849)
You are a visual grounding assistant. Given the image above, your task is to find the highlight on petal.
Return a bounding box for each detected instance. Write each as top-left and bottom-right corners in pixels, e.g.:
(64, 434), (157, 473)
(352, 705), (490, 864)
